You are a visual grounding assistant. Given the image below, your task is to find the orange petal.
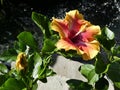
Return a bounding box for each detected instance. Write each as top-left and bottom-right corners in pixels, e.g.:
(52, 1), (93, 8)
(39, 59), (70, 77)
(80, 25), (101, 42)
(86, 25), (101, 36)
(65, 10), (84, 20)
(56, 38), (76, 51)
(65, 10), (84, 32)
(65, 10), (91, 36)
(51, 18), (69, 38)
(80, 40), (100, 60)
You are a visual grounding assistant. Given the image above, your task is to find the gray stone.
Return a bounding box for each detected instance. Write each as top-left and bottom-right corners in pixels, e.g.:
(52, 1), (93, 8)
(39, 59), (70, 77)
(37, 56), (114, 90)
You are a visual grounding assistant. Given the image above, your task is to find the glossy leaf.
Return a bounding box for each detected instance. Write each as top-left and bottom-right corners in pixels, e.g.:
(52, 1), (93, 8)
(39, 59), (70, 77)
(80, 64), (99, 85)
(42, 38), (56, 54)
(27, 54), (34, 75)
(17, 31), (38, 51)
(46, 68), (56, 77)
(111, 46), (120, 56)
(32, 52), (42, 79)
(97, 27), (115, 50)
(0, 78), (25, 90)
(107, 61), (120, 82)
(14, 41), (26, 52)
(32, 82), (38, 90)
(104, 27), (114, 40)
(66, 79), (93, 90)
(80, 64), (94, 78)
(95, 77), (109, 90)
(113, 56), (120, 62)
(38, 68), (56, 83)
(32, 12), (51, 38)
(114, 82), (120, 89)
(95, 54), (107, 74)
(0, 63), (8, 74)
(88, 69), (99, 85)
(116, 46), (120, 55)
(37, 56), (55, 80)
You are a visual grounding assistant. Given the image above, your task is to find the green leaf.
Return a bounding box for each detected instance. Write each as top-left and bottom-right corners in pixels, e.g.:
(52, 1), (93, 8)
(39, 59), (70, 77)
(0, 49), (17, 62)
(32, 54), (54, 81)
(88, 69), (99, 85)
(107, 61), (120, 82)
(32, 82), (38, 90)
(14, 41), (26, 52)
(95, 77), (109, 90)
(0, 78), (25, 90)
(104, 27), (114, 40)
(42, 34), (58, 54)
(80, 64), (99, 85)
(32, 12), (51, 38)
(27, 54), (34, 75)
(114, 82), (120, 89)
(99, 38), (115, 51)
(95, 54), (107, 74)
(113, 56), (120, 62)
(97, 27), (115, 50)
(42, 38), (56, 54)
(22, 88), (27, 90)
(66, 79), (93, 90)
(0, 64), (8, 74)
(116, 46), (120, 55)
(32, 52), (42, 79)
(111, 46), (120, 56)
(17, 31), (38, 51)
(80, 64), (94, 78)
(46, 68), (56, 77)
(38, 56), (54, 80)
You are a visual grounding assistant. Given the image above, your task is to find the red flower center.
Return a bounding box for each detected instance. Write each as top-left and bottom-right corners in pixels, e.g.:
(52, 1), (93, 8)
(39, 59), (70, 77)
(70, 33), (86, 47)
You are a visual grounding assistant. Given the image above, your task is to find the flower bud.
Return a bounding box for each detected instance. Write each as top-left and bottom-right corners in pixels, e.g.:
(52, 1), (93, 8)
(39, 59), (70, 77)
(16, 52), (27, 72)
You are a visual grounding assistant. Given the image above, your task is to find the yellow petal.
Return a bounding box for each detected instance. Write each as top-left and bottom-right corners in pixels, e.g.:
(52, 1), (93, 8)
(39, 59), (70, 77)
(51, 18), (69, 38)
(65, 10), (84, 20)
(65, 10), (91, 34)
(81, 40), (100, 60)
(86, 25), (101, 36)
(56, 38), (77, 51)
(16, 52), (27, 71)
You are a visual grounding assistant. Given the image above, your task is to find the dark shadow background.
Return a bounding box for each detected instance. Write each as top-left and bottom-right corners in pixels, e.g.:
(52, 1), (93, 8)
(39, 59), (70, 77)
(0, 0), (120, 42)
(0, 0), (120, 64)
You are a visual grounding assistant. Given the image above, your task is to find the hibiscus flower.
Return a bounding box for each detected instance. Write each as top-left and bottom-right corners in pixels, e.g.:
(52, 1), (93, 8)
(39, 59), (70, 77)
(51, 10), (101, 60)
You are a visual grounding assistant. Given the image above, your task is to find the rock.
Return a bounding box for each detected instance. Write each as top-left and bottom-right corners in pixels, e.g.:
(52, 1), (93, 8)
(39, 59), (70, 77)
(37, 55), (114, 90)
